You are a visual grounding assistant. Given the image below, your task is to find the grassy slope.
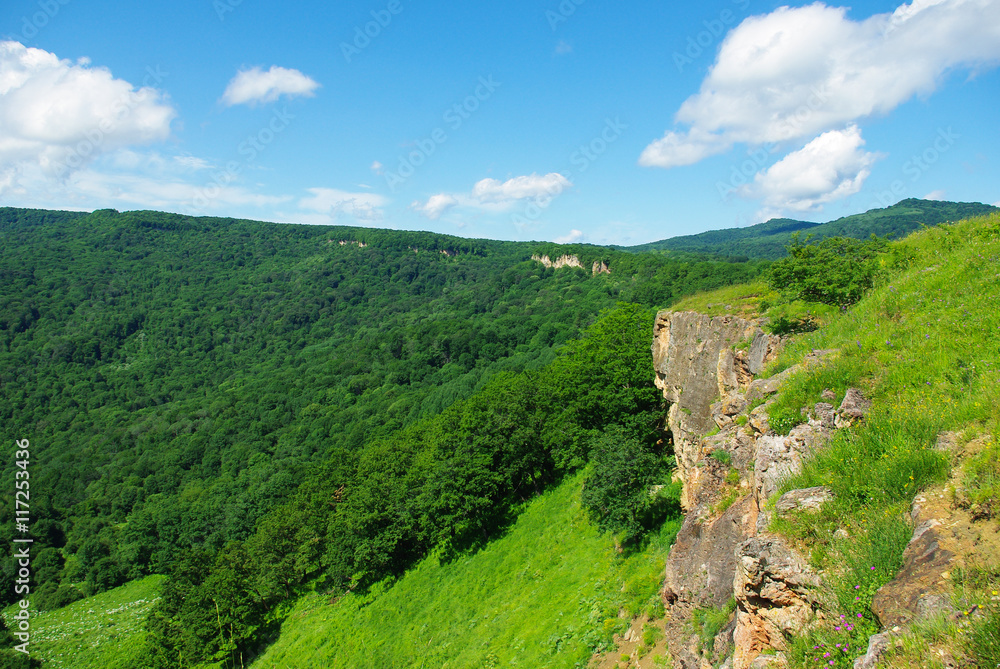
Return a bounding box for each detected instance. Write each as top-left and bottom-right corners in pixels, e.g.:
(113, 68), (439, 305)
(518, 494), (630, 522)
(1, 575), (164, 668)
(758, 212), (1000, 667)
(252, 470), (679, 669)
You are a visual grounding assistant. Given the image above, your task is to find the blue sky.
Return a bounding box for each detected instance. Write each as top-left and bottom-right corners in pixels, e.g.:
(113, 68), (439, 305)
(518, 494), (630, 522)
(1, 0), (998, 245)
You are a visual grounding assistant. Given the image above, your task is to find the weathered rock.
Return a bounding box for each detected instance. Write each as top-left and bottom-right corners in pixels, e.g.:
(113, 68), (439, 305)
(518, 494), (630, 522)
(753, 437), (805, 506)
(746, 365), (801, 403)
(531, 253), (583, 269)
(871, 517), (955, 628)
(664, 495), (758, 607)
(934, 431), (960, 452)
(837, 388), (871, 421)
(653, 311), (761, 508)
(753, 422), (834, 532)
(718, 349), (741, 398)
(747, 332), (782, 375)
(821, 388), (837, 401)
(749, 402), (773, 435)
(774, 487), (834, 515)
(749, 653), (788, 669)
(853, 630), (891, 669)
(732, 537), (823, 669)
(713, 395), (749, 424)
(810, 402), (836, 428)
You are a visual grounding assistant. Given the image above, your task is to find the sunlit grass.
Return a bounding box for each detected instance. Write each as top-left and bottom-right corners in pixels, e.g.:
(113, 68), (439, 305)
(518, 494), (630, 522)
(758, 213), (1000, 668)
(668, 280), (777, 319)
(252, 471), (680, 669)
(1, 575), (165, 668)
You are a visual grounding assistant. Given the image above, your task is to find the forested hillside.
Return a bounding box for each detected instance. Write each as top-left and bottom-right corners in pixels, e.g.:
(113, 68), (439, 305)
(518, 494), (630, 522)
(626, 199), (998, 259)
(0, 208), (756, 644)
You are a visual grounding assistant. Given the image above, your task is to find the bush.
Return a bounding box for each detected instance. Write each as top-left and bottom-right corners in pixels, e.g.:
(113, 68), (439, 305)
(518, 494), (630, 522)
(768, 235), (888, 307)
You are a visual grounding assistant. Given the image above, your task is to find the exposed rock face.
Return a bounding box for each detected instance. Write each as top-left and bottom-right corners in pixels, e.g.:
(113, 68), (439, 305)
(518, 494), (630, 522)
(665, 494), (759, 608)
(652, 312), (780, 509)
(732, 536), (824, 669)
(649, 311), (890, 669)
(531, 253), (584, 270)
(531, 254), (612, 275)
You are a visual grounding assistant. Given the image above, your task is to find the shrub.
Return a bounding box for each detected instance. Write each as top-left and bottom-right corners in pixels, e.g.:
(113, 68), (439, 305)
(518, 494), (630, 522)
(768, 235), (889, 307)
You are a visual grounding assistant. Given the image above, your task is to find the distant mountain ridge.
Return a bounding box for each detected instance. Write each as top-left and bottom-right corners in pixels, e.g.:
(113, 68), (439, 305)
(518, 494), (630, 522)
(625, 199), (1000, 259)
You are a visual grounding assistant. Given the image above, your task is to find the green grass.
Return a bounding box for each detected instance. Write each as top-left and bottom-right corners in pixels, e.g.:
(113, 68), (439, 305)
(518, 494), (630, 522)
(753, 213), (1000, 668)
(251, 471), (680, 669)
(691, 597), (735, 658)
(668, 281), (777, 319)
(1, 575), (165, 668)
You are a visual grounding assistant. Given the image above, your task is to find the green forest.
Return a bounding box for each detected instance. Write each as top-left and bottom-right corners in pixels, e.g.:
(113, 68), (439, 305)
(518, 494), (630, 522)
(0, 207), (756, 666)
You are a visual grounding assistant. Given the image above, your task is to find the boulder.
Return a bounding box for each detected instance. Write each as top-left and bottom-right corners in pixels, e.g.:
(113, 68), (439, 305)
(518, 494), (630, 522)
(774, 487), (834, 516)
(732, 537), (823, 669)
(836, 388), (871, 425)
(853, 630), (891, 669)
(747, 365), (801, 403)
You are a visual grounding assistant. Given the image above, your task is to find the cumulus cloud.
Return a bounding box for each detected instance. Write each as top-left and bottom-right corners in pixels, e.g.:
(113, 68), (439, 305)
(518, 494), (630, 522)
(411, 173), (573, 220)
(923, 189), (946, 200)
(554, 229), (584, 243)
(640, 0), (1000, 168)
(221, 66), (319, 107)
(749, 126), (880, 211)
(0, 40), (175, 179)
(471, 173), (572, 203)
(410, 193), (458, 220)
(299, 187), (387, 221)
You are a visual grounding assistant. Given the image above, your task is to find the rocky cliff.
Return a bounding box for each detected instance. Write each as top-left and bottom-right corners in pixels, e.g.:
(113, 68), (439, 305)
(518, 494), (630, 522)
(650, 310), (872, 669)
(647, 308), (994, 669)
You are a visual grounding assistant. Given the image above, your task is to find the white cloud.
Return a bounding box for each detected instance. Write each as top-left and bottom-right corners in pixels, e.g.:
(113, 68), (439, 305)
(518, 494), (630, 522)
(471, 173), (572, 203)
(410, 193), (458, 220)
(640, 0), (1000, 168)
(299, 187), (387, 221)
(554, 229), (584, 244)
(749, 126), (880, 211)
(370, 160), (384, 174)
(174, 155), (212, 170)
(923, 189), (946, 200)
(221, 66), (319, 107)
(411, 173), (573, 221)
(0, 40), (175, 180)
(555, 40), (573, 55)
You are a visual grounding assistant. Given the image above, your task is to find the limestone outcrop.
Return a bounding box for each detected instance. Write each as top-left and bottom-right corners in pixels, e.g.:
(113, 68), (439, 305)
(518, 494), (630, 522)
(732, 536), (824, 669)
(651, 311), (781, 510)
(650, 309), (877, 669)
